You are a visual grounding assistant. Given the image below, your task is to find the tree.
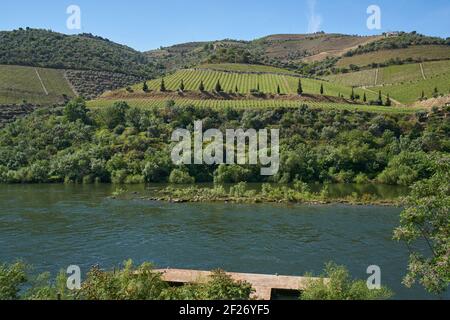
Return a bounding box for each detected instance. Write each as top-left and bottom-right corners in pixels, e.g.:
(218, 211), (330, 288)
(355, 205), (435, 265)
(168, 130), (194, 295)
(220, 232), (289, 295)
(64, 98), (88, 123)
(320, 84), (324, 95)
(199, 80), (205, 92)
(350, 88), (355, 101)
(421, 90), (425, 99)
(169, 168), (195, 184)
(257, 83), (260, 92)
(160, 79), (166, 92)
(102, 101), (130, 129)
(215, 80), (222, 92)
(363, 92), (367, 103)
(394, 157), (450, 295)
(235, 85), (239, 93)
(297, 79), (303, 95)
(142, 81), (149, 92)
(378, 90), (383, 105)
(277, 85), (281, 95)
(385, 94), (392, 106)
(179, 80), (185, 92)
(433, 87), (439, 98)
(300, 263), (393, 300)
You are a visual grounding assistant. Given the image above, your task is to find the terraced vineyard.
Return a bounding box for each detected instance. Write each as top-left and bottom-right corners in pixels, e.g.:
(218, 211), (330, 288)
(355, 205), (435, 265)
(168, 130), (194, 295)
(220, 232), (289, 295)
(89, 98), (423, 114)
(197, 63), (298, 75)
(0, 64), (75, 104)
(336, 45), (450, 68)
(368, 72), (450, 104)
(131, 69), (377, 100)
(324, 69), (378, 87)
(324, 60), (450, 91)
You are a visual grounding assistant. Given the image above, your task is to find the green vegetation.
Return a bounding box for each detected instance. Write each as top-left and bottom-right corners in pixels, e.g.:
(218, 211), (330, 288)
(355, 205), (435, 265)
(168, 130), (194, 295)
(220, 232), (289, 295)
(325, 60), (450, 89)
(123, 68), (376, 100)
(0, 99), (447, 187)
(146, 33), (381, 75)
(198, 63), (298, 75)
(394, 160), (450, 295)
(337, 45), (450, 68)
(1, 259), (398, 300)
(0, 260), (253, 300)
(0, 64), (75, 104)
(144, 182), (398, 206)
(300, 263), (393, 300)
(344, 32), (449, 57)
(89, 98), (421, 114)
(0, 28), (157, 77)
(368, 72), (450, 104)
(325, 69), (377, 87)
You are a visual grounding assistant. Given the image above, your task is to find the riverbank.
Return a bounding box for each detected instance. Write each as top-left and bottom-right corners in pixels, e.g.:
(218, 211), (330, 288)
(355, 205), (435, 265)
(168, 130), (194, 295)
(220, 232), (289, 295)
(114, 183), (403, 206)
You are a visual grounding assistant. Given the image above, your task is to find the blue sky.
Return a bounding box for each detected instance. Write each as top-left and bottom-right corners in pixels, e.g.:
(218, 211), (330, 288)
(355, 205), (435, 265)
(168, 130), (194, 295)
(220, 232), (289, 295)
(1, 0), (449, 51)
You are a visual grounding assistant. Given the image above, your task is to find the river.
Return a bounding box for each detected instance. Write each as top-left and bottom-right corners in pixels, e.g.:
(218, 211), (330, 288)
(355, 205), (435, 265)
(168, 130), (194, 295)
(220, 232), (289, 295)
(0, 184), (447, 300)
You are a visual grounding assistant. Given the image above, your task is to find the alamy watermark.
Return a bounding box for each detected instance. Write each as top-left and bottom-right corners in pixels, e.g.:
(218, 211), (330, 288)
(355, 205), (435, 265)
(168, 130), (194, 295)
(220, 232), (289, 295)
(171, 121), (280, 176)
(367, 5), (381, 30)
(367, 265), (382, 290)
(66, 5), (81, 30)
(66, 265), (81, 290)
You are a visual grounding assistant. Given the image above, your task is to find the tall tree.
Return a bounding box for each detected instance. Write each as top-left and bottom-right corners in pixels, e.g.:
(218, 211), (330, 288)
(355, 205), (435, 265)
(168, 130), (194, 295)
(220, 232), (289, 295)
(297, 79), (303, 95)
(350, 88), (355, 100)
(142, 81), (149, 92)
(199, 80), (205, 92)
(320, 84), (324, 95)
(385, 94), (392, 106)
(378, 90), (383, 105)
(179, 80), (185, 92)
(215, 80), (222, 93)
(160, 79), (166, 92)
(394, 156), (450, 295)
(277, 85), (281, 95)
(363, 92), (367, 103)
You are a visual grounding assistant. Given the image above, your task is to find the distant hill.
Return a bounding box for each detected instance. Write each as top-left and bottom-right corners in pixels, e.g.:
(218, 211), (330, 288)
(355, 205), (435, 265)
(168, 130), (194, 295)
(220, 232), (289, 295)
(1, 28), (449, 110)
(145, 33), (382, 73)
(0, 28), (158, 77)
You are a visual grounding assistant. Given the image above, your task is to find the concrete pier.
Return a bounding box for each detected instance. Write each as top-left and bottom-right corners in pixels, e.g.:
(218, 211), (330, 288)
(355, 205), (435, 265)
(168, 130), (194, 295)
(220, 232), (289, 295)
(156, 268), (324, 300)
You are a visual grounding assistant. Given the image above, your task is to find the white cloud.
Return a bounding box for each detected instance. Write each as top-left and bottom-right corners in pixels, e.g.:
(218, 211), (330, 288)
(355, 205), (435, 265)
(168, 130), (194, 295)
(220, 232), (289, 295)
(307, 0), (323, 33)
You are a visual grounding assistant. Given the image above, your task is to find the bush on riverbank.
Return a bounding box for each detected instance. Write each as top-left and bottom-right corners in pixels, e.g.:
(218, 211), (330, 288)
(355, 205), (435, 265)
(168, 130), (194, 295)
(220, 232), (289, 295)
(1, 261), (396, 300)
(300, 263), (393, 300)
(144, 182), (395, 205)
(0, 260), (253, 300)
(0, 99), (448, 186)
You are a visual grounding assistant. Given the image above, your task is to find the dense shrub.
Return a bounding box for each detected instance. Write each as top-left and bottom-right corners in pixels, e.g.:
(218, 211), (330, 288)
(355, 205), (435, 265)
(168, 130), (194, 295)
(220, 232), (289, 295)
(0, 261), (254, 301)
(300, 263), (393, 300)
(0, 100), (448, 186)
(169, 168), (195, 184)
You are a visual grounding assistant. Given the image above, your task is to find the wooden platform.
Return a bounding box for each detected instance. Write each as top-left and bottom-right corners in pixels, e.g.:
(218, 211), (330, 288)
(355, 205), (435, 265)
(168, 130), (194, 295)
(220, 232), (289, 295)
(156, 268), (324, 300)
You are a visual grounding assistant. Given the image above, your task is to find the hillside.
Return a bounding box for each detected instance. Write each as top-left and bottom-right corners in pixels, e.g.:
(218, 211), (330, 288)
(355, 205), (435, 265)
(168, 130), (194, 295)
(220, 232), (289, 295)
(325, 60), (450, 87)
(367, 72), (450, 105)
(145, 33), (382, 74)
(1, 29), (449, 116)
(0, 28), (158, 77)
(336, 45), (450, 68)
(92, 66), (425, 114)
(256, 33), (382, 63)
(107, 68), (377, 100)
(0, 64), (75, 105)
(324, 60), (450, 104)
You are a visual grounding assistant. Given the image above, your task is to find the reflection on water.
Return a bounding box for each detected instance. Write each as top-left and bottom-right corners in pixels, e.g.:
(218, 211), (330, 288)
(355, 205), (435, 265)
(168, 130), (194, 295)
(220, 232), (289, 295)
(0, 184), (447, 300)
